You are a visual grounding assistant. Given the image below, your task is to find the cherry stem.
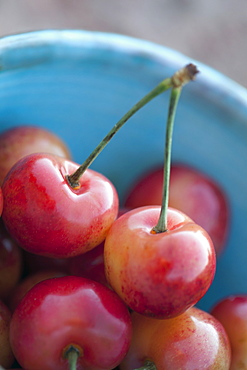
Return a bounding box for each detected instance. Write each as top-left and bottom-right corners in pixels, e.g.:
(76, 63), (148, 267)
(151, 86), (182, 233)
(133, 360), (157, 370)
(64, 345), (80, 370)
(66, 64), (198, 189)
(152, 65), (199, 233)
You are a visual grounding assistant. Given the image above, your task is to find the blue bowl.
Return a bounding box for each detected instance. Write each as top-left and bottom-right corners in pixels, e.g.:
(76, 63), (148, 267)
(1, 30), (247, 311)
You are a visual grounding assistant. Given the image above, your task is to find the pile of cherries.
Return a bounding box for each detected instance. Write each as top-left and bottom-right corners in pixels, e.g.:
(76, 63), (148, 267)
(0, 65), (246, 370)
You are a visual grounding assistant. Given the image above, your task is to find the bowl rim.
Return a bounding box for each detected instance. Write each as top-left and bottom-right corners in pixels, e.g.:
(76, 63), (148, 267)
(0, 29), (247, 116)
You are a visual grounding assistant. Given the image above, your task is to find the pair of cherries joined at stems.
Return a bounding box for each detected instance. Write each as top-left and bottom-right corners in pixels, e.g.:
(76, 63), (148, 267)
(0, 64), (229, 370)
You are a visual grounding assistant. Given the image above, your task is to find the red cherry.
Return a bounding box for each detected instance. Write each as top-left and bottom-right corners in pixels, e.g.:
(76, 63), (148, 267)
(68, 242), (108, 287)
(124, 164), (229, 256)
(2, 153), (119, 258)
(104, 206), (216, 319)
(0, 125), (72, 186)
(211, 295), (247, 369)
(8, 270), (67, 312)
(10, 275), (132, 370)
(120, 306), (231, 369)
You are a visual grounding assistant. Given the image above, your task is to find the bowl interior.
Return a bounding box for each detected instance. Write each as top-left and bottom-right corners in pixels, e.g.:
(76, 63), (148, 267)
(1, 30), (247, 311)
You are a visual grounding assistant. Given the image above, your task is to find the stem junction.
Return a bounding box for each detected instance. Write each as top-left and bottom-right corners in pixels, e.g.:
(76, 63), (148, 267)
(133, 360), (157, 370)
(63, 344), (82, 370)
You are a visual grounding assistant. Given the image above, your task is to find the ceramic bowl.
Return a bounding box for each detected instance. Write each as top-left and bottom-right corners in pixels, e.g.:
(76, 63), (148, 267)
(1, 29), (247, 311)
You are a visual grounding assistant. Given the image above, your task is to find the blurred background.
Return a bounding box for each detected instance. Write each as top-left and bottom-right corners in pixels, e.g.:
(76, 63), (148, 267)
(0, 0), (246, 87)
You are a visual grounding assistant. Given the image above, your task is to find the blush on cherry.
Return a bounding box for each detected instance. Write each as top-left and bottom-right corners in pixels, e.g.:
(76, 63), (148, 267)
(120, 306), (231, 369)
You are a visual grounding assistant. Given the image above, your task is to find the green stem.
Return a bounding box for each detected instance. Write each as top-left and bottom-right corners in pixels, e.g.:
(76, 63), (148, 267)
(65, 346), (80, 370)
(133, 360), (157, 370)
(66, 77), (172, 188)
(66, 64), (198, 189)
(152, 65), (199, 233)
(151, 86), (182, 233)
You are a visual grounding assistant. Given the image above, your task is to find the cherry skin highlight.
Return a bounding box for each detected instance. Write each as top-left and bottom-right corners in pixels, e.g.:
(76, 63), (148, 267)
(104, 206), (216, 319)
(2, 153), (119, 258)
(8, 269), (67, 312)
(120, 307), (231, 370)
(9, 275), (132, 370)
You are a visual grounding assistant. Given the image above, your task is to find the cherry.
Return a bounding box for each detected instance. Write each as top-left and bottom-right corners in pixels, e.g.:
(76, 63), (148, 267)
(104, 206), (215, 319)
(0, 125), (71, 186)
(8, 270), (67, 312)
(119, 306), (231, 369)
(0, 220), (23, 301)
(68, 208), (129, 287)
(0, 300), (14, 368)
(124, 163), (229, 255)
(9, 275), (132, 370)
(211, 295), (247, 369)
(68, 242), (108, 287)
(1, 153), (119, 258)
